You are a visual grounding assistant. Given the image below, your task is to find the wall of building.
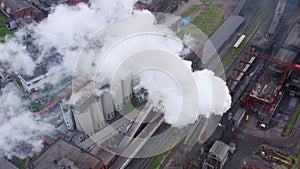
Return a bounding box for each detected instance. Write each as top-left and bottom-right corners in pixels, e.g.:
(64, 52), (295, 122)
(18, 74), (48, 93)
(60, 101), (76, 131)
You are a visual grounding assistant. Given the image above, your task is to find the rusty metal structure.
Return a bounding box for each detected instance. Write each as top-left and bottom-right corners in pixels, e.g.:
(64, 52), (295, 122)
(245, 48), (300, 114)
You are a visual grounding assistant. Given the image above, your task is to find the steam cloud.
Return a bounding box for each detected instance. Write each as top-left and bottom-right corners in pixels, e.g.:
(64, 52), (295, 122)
(0, 0), (138, 159)
(0, 0), (231, 159)
(0, 83), (52, 159)
(91, 13), (232, 126)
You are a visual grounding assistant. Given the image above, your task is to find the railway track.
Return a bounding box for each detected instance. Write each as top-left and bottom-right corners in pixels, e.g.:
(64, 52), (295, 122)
(132, 127), (176, 169)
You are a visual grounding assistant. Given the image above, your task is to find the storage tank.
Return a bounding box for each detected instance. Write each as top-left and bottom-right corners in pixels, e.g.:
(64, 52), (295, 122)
(112, 80), (123, 111)
(101, 92), (115, 121)
(121, 79), (133, 105)
(90, 97), (106, 131)
(74, 108), (95, 136)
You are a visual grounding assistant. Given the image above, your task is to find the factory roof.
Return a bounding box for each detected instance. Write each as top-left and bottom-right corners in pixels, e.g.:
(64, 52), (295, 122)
(139, 0), (154, 5)
(21, 65), (47, 81)
(2, 0), (32, 12)
(20, 53), (62, 82)
(0, 157), (18, 169)
(71, 80), (96, 108)
(283, 23), (300, 48)
(26, 138), (104, 169)
(209, 15), (245, 51)
(268, 0), (288, 34)
(274, 23), (300, 61)
(64, 78), (109, 111)
(90, 146), (116, 166)
(233, 108), (245, 123)
(209, 140), (230, 161)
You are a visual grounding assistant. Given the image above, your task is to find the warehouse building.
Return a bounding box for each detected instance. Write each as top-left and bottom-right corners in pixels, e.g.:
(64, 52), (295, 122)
(25, 138), (106, 169)
(0, 0), (42, 22)
(203, 141), (230, 169)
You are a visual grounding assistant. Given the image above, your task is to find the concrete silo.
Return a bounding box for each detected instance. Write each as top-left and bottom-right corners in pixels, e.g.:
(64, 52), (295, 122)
(101, 92), (115, 121)
(121, 79), (133, 106)
(90, 96), (106, 131)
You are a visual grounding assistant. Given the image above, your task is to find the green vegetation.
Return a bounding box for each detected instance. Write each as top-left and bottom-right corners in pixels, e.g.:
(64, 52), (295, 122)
(0, 12), (12, 39)
(221, 4), (271, 68)
(222, 34), (251, 67)
(29, 154), (38, 162)
(181, 5), (198, 18)
(17, 160), (26, 169)
(150, 150), (170, 169)
(14, 76), (22, 87)
(131, 98), (142, 108)
(150, 128), (178, 169)
(122, 104), (135, 115)
(192, 4), (224, 36)
(255, 4), (272, 26)
(30, 102), (43, 111)
(284, 102), (300, 136)
(22, 95), (31, 100)
(122, 98), (142, 115)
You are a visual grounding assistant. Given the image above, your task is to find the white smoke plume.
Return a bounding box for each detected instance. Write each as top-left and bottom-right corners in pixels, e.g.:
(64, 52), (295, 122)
(0, 0), (138, 159)
(86, 13), (232, 127)
(132, 61), (232, 126)
(0, 38), (35, 75)
(0, 0), (231, 159)
(0, 83), (53, 159)
(30, 0), (138, 76)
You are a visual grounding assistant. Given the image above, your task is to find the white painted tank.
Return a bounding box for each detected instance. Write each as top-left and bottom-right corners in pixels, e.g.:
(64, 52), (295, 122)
(90, 98), (106, 131)
(74, 108), (95, 136)
(101, 92), (115, 121)
(121, 79), (133, 105)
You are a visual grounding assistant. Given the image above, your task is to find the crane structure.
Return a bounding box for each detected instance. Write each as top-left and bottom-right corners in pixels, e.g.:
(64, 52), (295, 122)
(245, 50), (300, 115)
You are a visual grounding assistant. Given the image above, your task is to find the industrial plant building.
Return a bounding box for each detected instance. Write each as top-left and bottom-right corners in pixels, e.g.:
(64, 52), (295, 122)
(203, 141), (230, 169)
(59, 78), (134, 136)
(245, 23), (300, 128)
(17, 53), (62, 93)
(0, 0), (43, 22)
(25, 138), (106, 169)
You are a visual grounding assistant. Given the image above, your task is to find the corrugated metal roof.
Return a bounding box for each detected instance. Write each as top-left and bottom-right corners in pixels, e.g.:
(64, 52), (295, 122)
(26, 138), (103, 169)
(209, 140), (229, 161)
(2, 0), (31, 12)
(0, 157), (18, 169)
